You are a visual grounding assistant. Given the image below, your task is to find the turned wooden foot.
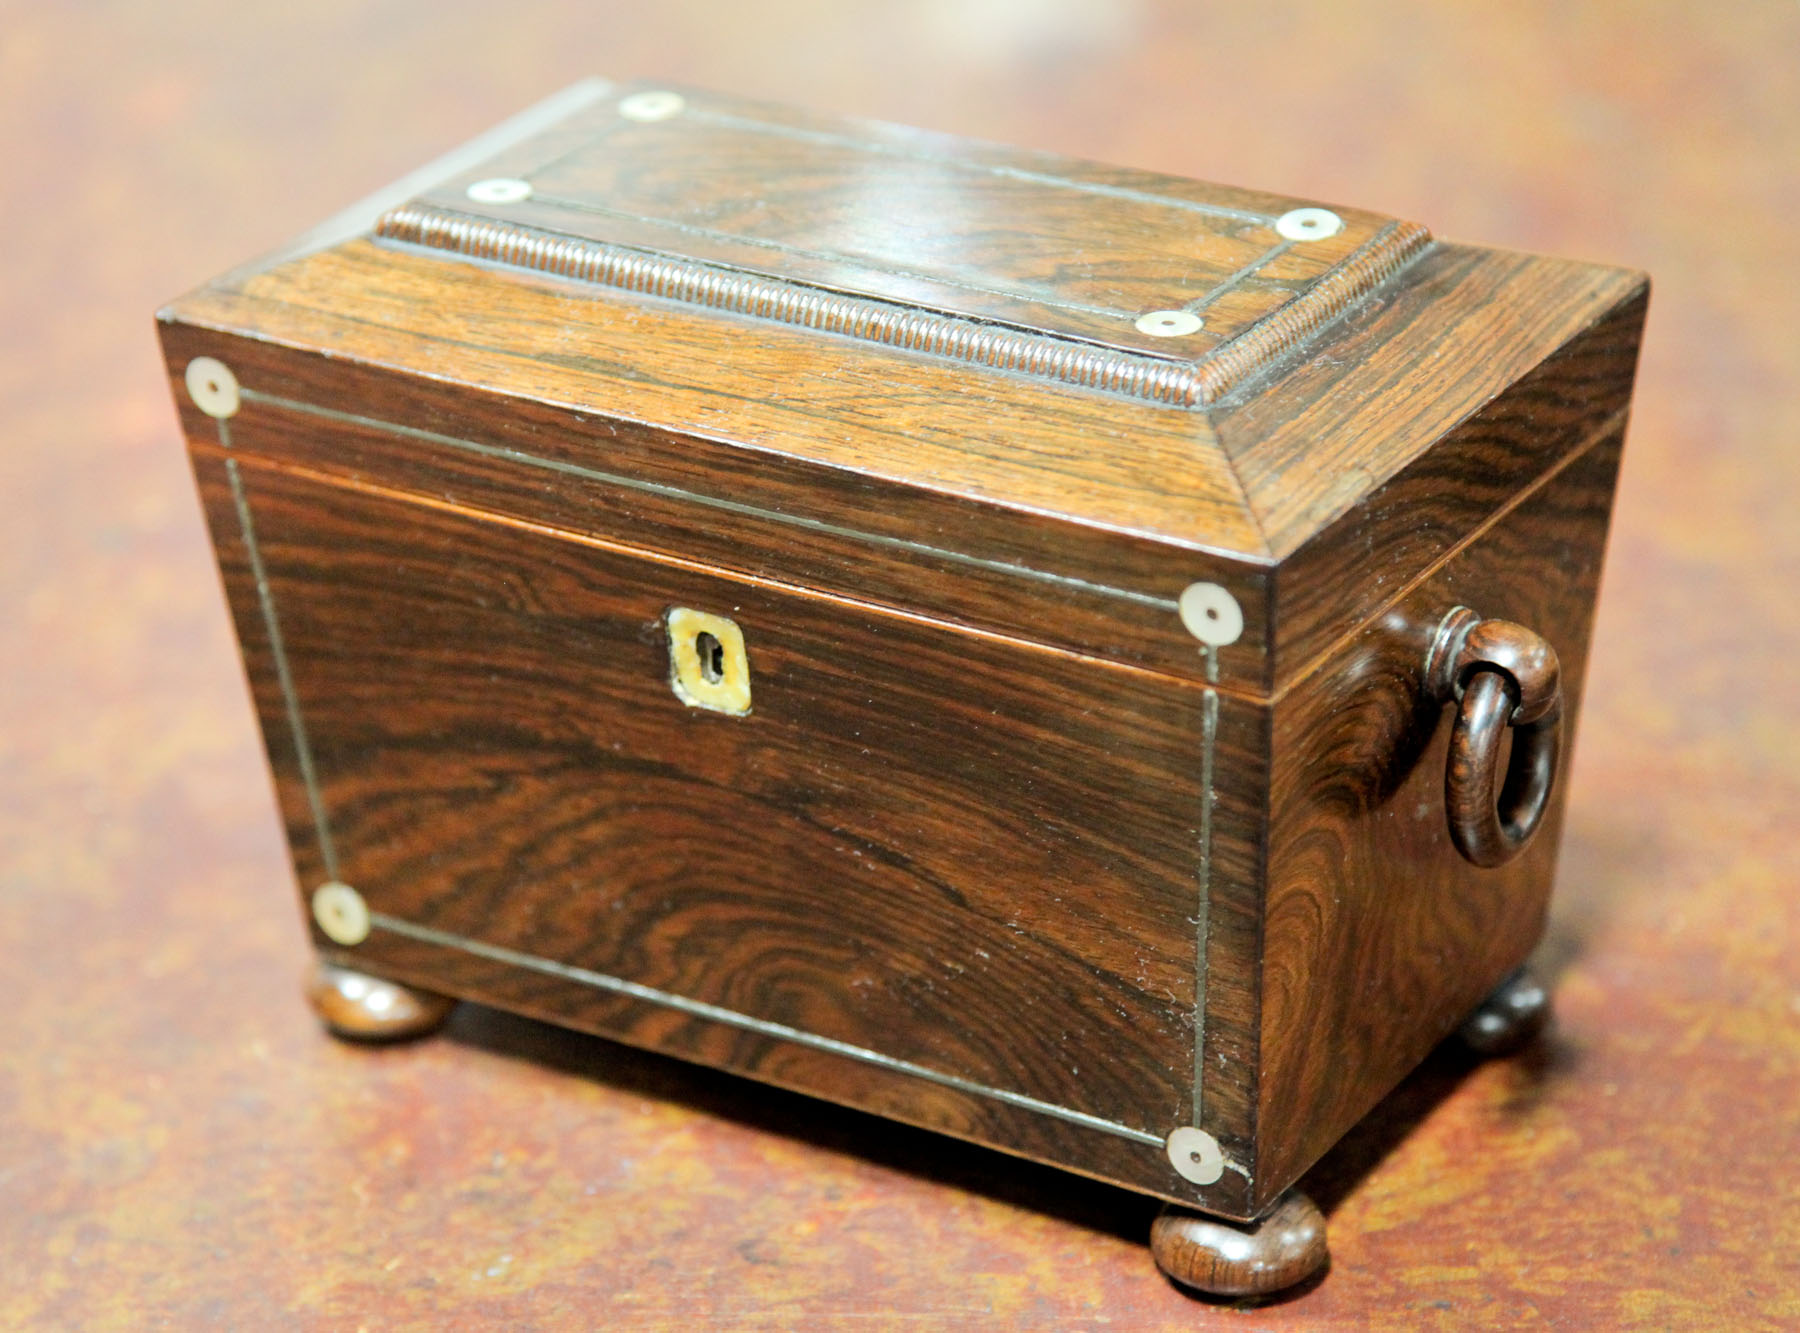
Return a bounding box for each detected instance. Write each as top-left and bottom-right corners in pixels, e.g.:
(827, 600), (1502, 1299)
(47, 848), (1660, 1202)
(1151, 1190), (1328, 1298)
(305, 960), (455, 1042)
(1457, 965), (1550, 1057)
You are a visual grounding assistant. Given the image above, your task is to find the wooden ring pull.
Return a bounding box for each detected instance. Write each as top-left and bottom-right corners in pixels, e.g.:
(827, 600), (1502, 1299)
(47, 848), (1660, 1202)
(1430, 613), (1565, 868)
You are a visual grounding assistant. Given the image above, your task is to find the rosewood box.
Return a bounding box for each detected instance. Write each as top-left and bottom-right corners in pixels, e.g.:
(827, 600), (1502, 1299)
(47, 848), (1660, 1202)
(159, 79), (1646, 1295)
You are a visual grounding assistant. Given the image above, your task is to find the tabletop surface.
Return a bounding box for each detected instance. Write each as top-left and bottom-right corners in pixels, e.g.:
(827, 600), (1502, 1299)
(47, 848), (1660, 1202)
(4, 3), (1797, 1329)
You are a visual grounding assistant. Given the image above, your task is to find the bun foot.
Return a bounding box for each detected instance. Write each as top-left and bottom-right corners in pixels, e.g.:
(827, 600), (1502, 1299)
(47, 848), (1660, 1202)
(1151, 1190), (1328, 1298)
(305, 960), (455, 1042)
(1458, 965), (1550, 1057)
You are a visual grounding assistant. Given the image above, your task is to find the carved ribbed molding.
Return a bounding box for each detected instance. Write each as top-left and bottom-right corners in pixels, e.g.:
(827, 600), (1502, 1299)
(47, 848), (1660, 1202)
(376, 204), (1430, 408)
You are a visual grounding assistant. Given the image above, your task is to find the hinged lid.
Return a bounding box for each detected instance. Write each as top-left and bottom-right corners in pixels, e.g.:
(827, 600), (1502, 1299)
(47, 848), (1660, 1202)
(376, 83), (1430, 408)
(160, 78), (1645, 697)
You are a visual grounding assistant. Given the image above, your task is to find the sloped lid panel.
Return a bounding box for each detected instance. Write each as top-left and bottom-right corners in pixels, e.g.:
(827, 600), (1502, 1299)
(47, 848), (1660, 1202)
(377, 83), (1430, 407)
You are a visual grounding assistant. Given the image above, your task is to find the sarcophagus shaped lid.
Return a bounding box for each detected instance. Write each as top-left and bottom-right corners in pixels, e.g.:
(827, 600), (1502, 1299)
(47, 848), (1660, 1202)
(161, 78), (1645, 694)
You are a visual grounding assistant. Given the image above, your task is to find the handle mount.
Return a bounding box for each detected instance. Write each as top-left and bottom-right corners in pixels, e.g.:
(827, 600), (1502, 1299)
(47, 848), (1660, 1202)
(1426, 609), (1564, 868)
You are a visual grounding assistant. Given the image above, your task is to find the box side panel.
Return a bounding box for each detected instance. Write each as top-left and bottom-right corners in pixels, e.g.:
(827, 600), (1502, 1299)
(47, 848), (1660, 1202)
(1255, 424), (1625, 1208)
(174, 368), (1271, 1211)
(1209, 242), (1646, 694)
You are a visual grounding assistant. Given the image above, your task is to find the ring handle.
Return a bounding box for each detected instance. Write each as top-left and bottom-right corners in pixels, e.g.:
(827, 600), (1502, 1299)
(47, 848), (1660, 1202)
(1428, 611), (1564, 868)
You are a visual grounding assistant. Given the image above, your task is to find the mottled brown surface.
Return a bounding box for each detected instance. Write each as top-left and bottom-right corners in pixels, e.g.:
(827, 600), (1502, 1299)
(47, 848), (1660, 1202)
(1258, 432), (1622, 1206)
(3, 2), (1797, 1329)
(391, 79), (1414, 373)
(190, 449), (1217, 1194)
(161, 91), (1638, 1222)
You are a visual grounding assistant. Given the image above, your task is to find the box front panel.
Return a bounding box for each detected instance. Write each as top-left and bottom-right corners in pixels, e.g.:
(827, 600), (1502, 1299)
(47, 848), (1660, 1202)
(186, 427), (1262, 1202)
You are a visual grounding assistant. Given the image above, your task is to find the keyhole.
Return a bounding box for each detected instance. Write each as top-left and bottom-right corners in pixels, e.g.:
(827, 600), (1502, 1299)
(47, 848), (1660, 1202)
(695, 630), (725, 684)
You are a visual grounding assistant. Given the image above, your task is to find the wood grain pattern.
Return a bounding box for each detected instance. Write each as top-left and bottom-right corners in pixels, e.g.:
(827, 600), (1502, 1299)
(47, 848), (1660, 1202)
(189, 440), (1274, 1208)
(157, 322), (1271, 693)
(1151, 1191), (1329, 1297)
(305, 959), (457, 1041)
(1256, 427), (1623, 1205)
(158, 238), (1645, 700)
(159, 256), (1279, 694)
(159, 82), (1647, 1237)
(1220, 246), (1647, 691)
(12, 0), (1799, 1326)
(397, 80), (1423, 393)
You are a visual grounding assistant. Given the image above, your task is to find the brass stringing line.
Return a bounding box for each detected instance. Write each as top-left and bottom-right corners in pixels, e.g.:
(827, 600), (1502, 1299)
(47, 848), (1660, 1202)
(218, 418), (340, 881)
(369, 913), (1167, 1147)
(222, 370), (1176, 1152)
(1182, 239), (1295, 316)
(237, 389), (1183, 614)
(1194, 681), (1219, 1124)
(686, 107), (1278, 226)
(507, 114), (629, 189)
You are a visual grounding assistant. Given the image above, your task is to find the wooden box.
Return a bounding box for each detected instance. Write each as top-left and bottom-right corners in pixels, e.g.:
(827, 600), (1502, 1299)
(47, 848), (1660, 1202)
(158, 80), (1647, 1294)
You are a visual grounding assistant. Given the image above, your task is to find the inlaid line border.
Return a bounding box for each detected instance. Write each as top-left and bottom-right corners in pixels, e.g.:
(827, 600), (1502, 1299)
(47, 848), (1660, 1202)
(375, 207), (1215, 408)
(521, 111), (1269, 325)
(377, 204), (1430, 407)
(216, 380), (1173, 1154)
(368, 912), (1165, 1147)
(1193, 673), (1219, 1128)
(217, 419), (339, 882)
(396, 83), (1429, 409)
(237, 388), (1182, 614)
(509, 100), (1285, 339)
(689, 105), (1279, 227)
